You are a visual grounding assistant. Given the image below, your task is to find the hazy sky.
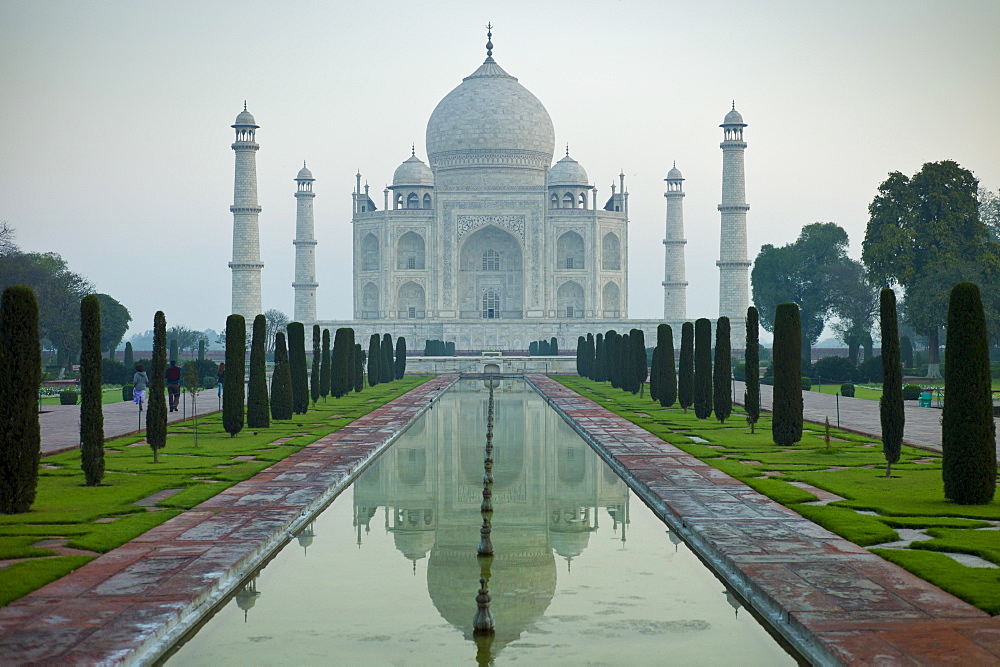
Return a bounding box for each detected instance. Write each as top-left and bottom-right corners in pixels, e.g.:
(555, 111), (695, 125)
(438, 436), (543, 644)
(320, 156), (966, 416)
(2, 0), (998, 341)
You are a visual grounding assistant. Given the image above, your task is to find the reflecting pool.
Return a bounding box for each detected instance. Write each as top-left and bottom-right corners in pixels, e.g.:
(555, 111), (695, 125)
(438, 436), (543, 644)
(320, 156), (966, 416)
(168, 380), (795, 665)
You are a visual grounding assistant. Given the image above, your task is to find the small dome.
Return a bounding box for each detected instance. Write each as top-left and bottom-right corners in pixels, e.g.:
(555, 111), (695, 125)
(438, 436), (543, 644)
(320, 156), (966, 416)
(548, 154), (589, 187)
(392, 154), (434, 187)
(296, 163), (313, 180)
(722, 107), (745, 126)
(233, 109), (258, 127)
(666, 164), (683, 180)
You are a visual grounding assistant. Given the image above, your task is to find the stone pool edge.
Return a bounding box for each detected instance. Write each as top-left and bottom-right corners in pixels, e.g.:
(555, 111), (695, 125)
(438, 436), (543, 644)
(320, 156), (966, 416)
(525, 374), (1000, 666)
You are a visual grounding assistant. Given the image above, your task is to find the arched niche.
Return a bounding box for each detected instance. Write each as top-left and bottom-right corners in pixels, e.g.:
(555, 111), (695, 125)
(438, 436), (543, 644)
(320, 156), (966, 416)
(397, 231), (426, 270)
(602, 232), (621, 270)
(362, 233), (379, 271)
(361, 282), (380, 319)
(458, 225), (523, 319)
(556, 231), (584, 270)
(557, 280), (584, 319)
(602, 281), (620, 317)
(398, 281), (425, 319)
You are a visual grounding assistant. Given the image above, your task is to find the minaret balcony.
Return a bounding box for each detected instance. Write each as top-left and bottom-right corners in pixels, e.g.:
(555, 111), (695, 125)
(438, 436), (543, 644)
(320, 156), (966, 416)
(230, 205), (263, 214)
(717, 204), (750, 213)
(231, 142), (260, 151)
(719, 140), (747, 149)
(293, 239), (318, 246)
(662, 239), (688, 245)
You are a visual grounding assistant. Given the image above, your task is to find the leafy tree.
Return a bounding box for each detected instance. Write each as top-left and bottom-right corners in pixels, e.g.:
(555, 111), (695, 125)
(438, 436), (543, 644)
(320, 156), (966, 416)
(331, 328), (353, 398)
(863, 161), (996, 375)
(94, 293), (130, 359)
(247, 314), (270, 429)
(772, 303), (803, 445)
(223, 314), (245, 438)
(264, 309), (289, 359)
(182, 361), (203, 446)
(381, 334), (393, 383)
(981, 186), (1000, 243)
(693, 319), (713, 419)
(320, 328), (331, 401)
(659, 324), (677, 408)
(0, 286), (41, 512)
(395, 336), (407, 379)
(148, 311), (169, 457)
(80, 295), (104, 486)
(630, 329), (647, 396)
(167, 325), (201, 358)
(354, 344), (365, 392)
(752, 222), (856, 367)
(713, 317), (732, 423)
(812, 356), (855, 383)
(287, 322), (309, 414)
(942, 283), (996, 504)
(270, 332), (293, 420)
(745, 307), (760, 433)
(311, 325), (321, 405)
(678, 322), (694, 412)
(367, 333), (381, 387)
(828, 260), (878, 366)
(879, 289), (903, 477)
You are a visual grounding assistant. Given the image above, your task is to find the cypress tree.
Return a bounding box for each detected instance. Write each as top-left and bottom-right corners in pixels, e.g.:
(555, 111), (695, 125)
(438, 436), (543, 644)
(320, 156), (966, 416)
(529, 341), (538, 356)
(630, 329), (647, 396)
(594, 333), (605, 381)
(311, 325), (321, 405)
(678, 322), (694, 412)
(617, 333), (630, 391)
(550, 337), (558, 356)
(148, 311), (169, 459)
(772, 303), (803, 446)
(660, 324), (677, 408)
(745, 307), (761, 433)
(247, 314), (270, 429)
(169, 338), (178, 365)
(123, 341), (133, 370)
(80, 294), (105, 486)
(368, 333), (381, 387)
(320, 328), (331, 400)
(355, 343), (365, 392)
(650, 346), (661, 401)
(693, 318), (713, 419)
(381, 334), (394, 383)
(270, 331), (293, 420)
(585, 333), (595, 379)
(900, 335), (914, 369)
(287, 322), (309, 414)
(222, 314), (245, 438)
(395, 336), (407, 379)
(607, 331), (620, 388)
(331, 328), (352, 398)
(879, 289), (903, 477)
(198, 338), (206, 361)
(0, 286), (41, 513)
(713, 317), (732, 424)
(942, 282), (996, 504)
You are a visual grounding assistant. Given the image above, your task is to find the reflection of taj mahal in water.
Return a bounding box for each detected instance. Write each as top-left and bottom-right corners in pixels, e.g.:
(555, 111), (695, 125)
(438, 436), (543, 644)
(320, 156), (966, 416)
(351, 381), (629, 649)
(228, 28), (751, 350)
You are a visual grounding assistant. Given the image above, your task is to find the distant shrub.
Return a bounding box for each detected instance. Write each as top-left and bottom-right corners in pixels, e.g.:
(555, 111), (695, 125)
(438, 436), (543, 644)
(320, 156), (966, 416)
(202, 375), (216, 389)
(840, 383), (855, 397)
(733, 362), (746, 382)
(855, 355), (883, 383)
(101, 358), (130, 385)
(761, 374), (774, 386)
(902, 384), (923, 401)
(812, 356), (855, 383)
(121, 384), (133, 401)
(801, 376), (812, 390)
(59, 389), (78, 405)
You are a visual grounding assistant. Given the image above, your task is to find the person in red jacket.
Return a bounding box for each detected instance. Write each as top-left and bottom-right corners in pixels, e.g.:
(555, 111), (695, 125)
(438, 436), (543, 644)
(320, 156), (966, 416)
(166, 360), (182, 412)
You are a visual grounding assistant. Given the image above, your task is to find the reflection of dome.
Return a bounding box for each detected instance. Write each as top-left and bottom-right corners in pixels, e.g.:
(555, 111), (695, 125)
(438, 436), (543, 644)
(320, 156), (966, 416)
(394, 530), (436, 563)
(548, 153), (589, 186)
(426, 58), (555, 167)
(550, 530), (591, 560)
(392, 154), (434, 187)
(427, 543), (556, 652)
(722, 106), (746, 126)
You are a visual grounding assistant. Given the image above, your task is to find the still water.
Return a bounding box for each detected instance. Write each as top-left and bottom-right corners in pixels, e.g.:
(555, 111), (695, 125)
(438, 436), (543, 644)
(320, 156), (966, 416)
(168, 379), (795, 665)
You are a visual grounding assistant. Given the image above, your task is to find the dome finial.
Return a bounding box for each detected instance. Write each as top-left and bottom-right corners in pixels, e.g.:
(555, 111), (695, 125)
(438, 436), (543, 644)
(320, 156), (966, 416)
(485, 22), (493, 58)
(565, 144), (569, 157)
(411, 143), (415, 156)
(303, 160), (307, 168)
(673, 160), (676, 168)
(732, 99), (736, 110)
(243, 100), (247, 112)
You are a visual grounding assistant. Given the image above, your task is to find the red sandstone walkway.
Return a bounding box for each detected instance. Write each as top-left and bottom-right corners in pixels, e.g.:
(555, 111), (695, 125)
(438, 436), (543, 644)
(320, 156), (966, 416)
(528, 375), (1000, 664)
(0, 376), (456, 664)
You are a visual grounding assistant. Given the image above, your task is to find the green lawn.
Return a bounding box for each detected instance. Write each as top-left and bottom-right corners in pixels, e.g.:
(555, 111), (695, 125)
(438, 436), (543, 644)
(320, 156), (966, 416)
(39, 387), (128, 406)
(0, 376), (431, 608)
(555, 376), (1000, 615)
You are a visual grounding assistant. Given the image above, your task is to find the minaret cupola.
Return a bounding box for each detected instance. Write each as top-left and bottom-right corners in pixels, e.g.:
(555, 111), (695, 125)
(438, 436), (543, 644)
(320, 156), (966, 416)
(390, 147), (435, 210)
(548, 147), (594, 209)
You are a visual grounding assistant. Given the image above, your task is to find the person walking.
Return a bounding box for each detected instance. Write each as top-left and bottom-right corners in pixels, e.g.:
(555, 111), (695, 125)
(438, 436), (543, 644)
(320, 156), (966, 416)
(133, 364), (149, 411)
(166, 360), (182, 412)
(217, 362), (225, 398)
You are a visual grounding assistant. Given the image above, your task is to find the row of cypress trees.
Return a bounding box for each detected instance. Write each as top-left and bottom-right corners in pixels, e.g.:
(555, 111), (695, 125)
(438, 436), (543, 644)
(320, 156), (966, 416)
(529, 338), (559, 356)
(367, 333), (406, 387)
(424, 339), (455, 356)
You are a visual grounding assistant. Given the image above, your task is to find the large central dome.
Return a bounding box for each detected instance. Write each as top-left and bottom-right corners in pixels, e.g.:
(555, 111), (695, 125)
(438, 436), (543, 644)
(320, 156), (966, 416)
(425, 57), (555, 171)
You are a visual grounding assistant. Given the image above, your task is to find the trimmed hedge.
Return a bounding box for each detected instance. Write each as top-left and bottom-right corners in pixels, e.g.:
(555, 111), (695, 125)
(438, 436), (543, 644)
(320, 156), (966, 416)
(841, 383), (855, 397)
(59, 390), (78, 405)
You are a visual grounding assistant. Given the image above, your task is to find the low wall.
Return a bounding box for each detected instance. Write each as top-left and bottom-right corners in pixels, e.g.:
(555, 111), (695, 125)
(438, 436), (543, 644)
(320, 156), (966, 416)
(404, 355), (578, 374)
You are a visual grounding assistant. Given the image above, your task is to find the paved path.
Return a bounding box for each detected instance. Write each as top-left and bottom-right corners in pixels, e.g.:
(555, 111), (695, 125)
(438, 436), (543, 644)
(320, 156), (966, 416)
(529, 375), (1000, 664)
(0, 375), (457, 664)
(40, 389), (223, 455)
(734, 380), (1000, 455)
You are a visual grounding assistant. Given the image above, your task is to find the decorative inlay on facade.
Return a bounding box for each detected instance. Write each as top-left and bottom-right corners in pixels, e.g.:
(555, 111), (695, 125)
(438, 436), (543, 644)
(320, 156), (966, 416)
(393, 226), (427, 239)
(438, 185), (547, 192)
(394, 276), (427, 289)
(456, 215), (526, 243)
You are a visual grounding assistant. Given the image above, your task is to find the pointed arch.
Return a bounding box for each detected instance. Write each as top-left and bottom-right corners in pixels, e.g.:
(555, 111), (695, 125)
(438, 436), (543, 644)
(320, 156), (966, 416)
(361, 282), (380, 319)
(398, 281), (425, 319)
(557, 280), (584, 318)
(362, 233), (379, 271)
(397, 231), (425, 270)
(603, 281), (620, 318)
(602, 232), (621, 270)
(557, 231), (584, 270)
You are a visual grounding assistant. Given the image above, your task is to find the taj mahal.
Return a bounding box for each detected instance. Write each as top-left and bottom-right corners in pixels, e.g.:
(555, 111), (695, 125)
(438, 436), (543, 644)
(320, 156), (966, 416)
(228, 29), (751, 351)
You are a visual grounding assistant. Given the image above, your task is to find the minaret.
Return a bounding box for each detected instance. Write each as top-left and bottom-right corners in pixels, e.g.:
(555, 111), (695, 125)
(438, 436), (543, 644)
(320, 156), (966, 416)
(229, 103), (263, 320)
(293, 162), (318, 322)
(717, 103), (750, 349)
(662, 162), (687, 321)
